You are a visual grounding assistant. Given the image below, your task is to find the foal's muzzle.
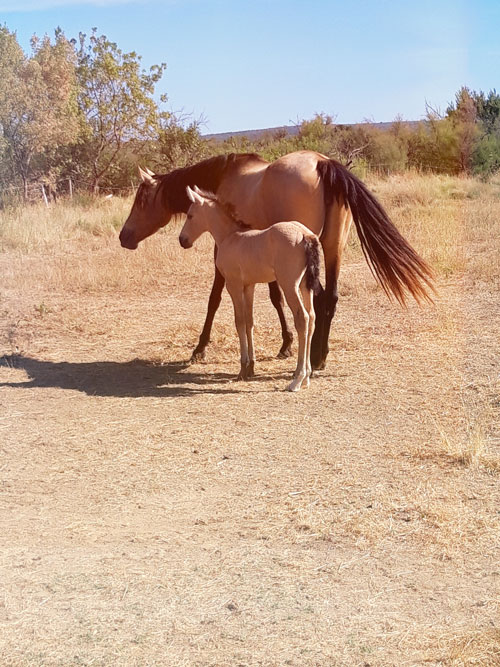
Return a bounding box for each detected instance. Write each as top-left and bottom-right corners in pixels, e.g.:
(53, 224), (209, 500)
(179, 234), (192, 249)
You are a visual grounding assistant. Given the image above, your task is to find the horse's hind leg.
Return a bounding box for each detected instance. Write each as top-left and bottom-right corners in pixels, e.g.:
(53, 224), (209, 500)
(311, 202), (351, 370)
(268, 282), (293, 358)
(310, 284), (325, 370)
(191, 249), (224, 362)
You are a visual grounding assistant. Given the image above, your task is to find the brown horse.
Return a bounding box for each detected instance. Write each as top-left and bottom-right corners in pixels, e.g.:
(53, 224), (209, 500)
(180, 186), (320, 391)
(119, 150), (434, 369)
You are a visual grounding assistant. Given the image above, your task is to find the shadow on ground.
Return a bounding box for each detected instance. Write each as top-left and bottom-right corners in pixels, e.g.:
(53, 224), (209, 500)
(0, 355), (291, 398)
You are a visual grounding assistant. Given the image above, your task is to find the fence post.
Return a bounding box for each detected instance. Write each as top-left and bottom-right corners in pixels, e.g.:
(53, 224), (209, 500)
(41, 184), (49, 207)
(68, 178), (73, 199)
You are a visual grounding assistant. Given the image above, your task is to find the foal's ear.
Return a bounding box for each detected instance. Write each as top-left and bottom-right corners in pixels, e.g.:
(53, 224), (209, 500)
(138, 166), (155, 185)
(186, 185), (205, 205)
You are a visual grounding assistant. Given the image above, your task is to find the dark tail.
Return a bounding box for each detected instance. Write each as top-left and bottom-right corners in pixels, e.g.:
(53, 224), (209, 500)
(317, 159), (434, 304)
(304, 236), (322, 295)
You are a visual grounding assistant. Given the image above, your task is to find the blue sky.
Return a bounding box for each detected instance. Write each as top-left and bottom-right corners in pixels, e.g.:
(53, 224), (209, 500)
(2, 0), (499, 134)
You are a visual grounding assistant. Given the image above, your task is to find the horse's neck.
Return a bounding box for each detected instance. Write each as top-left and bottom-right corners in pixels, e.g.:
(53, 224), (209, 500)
(162, 156), (229, 214)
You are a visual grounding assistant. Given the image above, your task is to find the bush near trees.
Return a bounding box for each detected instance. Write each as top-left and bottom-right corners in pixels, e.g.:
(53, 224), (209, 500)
(0, 24), (499, 203)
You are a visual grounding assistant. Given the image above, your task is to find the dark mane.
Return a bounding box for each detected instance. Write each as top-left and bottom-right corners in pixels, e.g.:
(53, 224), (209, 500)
(156, 153), (262, 214)
(196, 188), (252, 230)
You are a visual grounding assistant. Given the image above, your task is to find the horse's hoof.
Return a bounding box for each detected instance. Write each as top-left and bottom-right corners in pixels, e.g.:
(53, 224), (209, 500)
(277, 346), (293, 359)
(190, 349), (206, 363)
(311, 358), (326, 371)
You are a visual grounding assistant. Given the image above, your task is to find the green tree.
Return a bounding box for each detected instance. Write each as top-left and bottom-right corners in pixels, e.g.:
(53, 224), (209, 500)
(0, 26), (23, 188)
(157, 115), (209, 169)
(76, 29), (166, 192)
(470, 89), (500, 176)
(0, 26), (79, 198)
(446, 87), (479, 172)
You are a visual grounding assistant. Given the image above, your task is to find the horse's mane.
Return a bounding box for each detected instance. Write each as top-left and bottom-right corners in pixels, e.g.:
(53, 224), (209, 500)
(195, 188), (251, 231)
(155, 153), (262, 214)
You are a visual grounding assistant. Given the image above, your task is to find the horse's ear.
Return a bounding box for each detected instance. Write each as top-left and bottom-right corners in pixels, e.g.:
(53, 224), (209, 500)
(186, 185), (205, 205)
(144, 166), (155, 177)
(138, 166), (155, 185)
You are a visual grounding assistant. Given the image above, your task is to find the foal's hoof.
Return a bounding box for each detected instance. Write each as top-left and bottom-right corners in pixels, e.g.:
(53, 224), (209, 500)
(237, 361), (255, 381)
(287, 374), (309, 392)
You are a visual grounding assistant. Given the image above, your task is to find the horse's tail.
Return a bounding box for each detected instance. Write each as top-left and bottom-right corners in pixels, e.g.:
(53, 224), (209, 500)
(304, 235), (322, 295)
(317, 159), (435, 304)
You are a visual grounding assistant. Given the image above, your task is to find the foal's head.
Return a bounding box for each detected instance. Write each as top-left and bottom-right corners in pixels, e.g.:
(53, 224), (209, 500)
(179, 186), (242, 248)
(119, 167), (170, 250)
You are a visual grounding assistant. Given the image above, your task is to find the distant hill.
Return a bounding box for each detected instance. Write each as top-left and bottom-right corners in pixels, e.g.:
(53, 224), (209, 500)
(203, 121), (420, 142)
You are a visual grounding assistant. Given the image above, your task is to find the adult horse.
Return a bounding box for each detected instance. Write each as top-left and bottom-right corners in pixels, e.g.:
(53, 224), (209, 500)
(119, 150), (433, 369)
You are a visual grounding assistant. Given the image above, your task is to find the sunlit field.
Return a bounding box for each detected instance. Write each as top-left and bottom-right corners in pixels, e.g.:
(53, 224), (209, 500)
(1, 173), (499, 665)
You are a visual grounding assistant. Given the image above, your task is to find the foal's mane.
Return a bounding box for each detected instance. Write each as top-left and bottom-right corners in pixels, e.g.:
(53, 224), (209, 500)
(154, 153), (263, 214)
(196, 189), (251, 231)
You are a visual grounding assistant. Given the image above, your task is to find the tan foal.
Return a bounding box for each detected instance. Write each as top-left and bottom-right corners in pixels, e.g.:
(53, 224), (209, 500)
(179, 186), (321, 391)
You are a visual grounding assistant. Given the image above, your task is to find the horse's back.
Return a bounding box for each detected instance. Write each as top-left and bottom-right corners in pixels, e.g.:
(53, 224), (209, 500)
(261, 153), (325, 234)
(219, 151), (326, 235)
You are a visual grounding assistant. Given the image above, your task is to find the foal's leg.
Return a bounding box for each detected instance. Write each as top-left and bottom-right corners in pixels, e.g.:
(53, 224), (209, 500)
(300, 282), (316, 387)
(191, 248), (224, 362)
(268, 282), (294, 358)
(226, 281), (250, 381)
(244, 284), (256, 377)
(282, 282), (309, 392)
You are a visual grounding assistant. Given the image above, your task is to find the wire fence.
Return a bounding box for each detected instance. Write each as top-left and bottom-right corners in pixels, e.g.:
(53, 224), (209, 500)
(0, 177), (137, 207)
(0, 162), (462, 208)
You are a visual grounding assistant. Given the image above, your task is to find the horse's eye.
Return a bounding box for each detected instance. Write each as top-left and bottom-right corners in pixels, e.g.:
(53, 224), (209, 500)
(187, 214), (193, 220)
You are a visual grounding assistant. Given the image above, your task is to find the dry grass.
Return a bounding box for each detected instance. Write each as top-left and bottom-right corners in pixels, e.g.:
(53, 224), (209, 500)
(0, 173), (499, 665)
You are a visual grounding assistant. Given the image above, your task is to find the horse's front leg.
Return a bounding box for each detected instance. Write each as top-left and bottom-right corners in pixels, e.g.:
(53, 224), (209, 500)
(268, 281), (294, 358)
(191, 250), (225, 362)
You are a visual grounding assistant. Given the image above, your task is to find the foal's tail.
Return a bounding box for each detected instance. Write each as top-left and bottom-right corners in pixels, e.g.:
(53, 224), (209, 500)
(304, 236), (322, 295)
(317, 159), (435, 304)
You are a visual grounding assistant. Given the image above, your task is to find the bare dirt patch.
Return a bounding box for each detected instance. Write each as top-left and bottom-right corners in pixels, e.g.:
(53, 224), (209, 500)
(1, 178), (499, 665)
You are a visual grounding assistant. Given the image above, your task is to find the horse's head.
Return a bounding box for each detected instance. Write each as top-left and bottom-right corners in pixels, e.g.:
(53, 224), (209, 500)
(179, 186), (212, 249)
(119, 167), (170, 250)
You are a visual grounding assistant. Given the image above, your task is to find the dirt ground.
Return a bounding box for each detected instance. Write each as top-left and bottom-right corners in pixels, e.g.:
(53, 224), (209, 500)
(1, 210), (499, 665)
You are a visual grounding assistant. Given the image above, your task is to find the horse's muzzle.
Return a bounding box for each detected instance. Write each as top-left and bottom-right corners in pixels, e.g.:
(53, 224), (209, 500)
(119, 228), (138, 250)
(179, 235), (192, 249)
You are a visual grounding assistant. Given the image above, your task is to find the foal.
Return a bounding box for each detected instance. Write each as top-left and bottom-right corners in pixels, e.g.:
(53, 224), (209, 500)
(179, 186), (321, 391)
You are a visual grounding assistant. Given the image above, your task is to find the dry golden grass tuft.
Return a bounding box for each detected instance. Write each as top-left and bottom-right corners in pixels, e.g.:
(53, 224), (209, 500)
(1, 173), (499, 665)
